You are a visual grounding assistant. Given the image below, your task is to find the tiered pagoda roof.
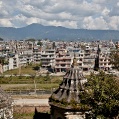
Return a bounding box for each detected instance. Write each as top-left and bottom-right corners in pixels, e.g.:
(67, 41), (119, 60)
(49, 56), (87, 110)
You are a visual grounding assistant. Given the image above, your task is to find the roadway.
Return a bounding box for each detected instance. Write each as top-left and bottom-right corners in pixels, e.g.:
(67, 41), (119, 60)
(14, 98), (49, 106)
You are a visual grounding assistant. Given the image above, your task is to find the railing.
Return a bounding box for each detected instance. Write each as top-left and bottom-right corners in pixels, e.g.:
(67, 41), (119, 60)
(55, 62), (71, 64)
(5, 89), (53, 95)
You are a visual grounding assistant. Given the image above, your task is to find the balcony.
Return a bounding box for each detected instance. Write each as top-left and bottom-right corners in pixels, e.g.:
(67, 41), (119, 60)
(41, 56), (55, 59)
(55, 57), (71, 60)
(83, 59), (94, 62)
(55, 61), (71, 64)
(55, 66), (70, 69)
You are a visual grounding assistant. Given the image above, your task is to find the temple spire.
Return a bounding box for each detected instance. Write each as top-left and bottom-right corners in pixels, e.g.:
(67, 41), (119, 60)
(72, 53), (78, 68)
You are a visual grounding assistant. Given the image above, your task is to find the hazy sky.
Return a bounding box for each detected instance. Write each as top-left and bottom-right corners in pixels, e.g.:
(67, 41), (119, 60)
(0, 0), (119, 30)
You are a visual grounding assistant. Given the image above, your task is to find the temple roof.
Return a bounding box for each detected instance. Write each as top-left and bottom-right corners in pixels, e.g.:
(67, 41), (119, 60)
(50, 67), (86, 102)
(0, 87), (13, 109)
(49, 54), (88, 110)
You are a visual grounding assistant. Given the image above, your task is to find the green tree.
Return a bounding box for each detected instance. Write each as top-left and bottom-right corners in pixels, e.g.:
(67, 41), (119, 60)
(33, 62), (42, 71)
(109, 49), (119, 71)
(45, 72), (51, 82)
(0, 37), (4, 41)
(25, 38), (36, 42)
(37, 41), (42, 46)
(0, 56), (8, 74)
(33, 66), (40, 71)
(80, 71), (119, 118)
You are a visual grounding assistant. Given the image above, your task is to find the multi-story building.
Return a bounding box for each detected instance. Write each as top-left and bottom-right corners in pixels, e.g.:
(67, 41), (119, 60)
(0, 39), (117, 73)
(33, 46), (41, 63)
(9, 54), (19, 70)
(40, 49), (55, 68)
(55, 49), (72, 72)
(99, 47), (111, 70)
(82, 45), (96, 71)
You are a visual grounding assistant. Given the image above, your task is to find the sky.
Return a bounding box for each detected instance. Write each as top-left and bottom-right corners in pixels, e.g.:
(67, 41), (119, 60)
(0, 0), (119, 30)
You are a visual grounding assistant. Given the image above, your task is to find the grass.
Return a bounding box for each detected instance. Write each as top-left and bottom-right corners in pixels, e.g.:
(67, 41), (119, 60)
(0, 69), (62, 95)
(1, 83), (59, 90)
(0, 75), (62, 84)
(13, 112), (34, 119)
(3, 64), (37, 75)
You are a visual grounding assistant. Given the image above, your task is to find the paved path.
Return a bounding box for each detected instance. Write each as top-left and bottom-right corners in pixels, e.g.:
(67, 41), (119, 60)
(14, 99), (49, 106)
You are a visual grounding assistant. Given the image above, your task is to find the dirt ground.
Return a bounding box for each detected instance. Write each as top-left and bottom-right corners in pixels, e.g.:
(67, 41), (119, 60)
(13, 105), (50, 119)
(14, 105), (50, 113)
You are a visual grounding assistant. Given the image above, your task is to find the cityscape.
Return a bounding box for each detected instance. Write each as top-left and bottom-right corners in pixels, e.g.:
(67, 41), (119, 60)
(0, 0), (119, 119)
(0, 39), (118, 74)
(0, 38), (119, 119)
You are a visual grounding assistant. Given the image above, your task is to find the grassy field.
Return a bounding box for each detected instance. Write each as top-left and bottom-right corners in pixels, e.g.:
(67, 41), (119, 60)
(13, 113), (34, 119)
(0, 75), (62, 84)
(0, 64), (62, 92)
(3, 64), (37, 75)
(0, 73), (62, 94)
(1, 83), (59, 90)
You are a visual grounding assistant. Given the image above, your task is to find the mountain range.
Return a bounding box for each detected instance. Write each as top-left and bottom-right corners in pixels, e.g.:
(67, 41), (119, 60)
(0, 23), (119, 41)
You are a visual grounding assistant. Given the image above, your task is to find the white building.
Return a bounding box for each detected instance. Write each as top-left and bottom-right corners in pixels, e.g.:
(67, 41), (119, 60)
(9, 54), (19, 70)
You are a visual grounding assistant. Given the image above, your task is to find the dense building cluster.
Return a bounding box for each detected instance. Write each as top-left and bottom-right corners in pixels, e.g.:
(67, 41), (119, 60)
(0, 39), (118, 73)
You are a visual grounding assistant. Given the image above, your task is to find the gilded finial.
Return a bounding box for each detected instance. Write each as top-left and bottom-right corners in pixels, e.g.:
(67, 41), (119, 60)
(72, 53), (78, 67)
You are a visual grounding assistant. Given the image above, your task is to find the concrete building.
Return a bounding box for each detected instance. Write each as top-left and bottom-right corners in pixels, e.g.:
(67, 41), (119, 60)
(40, 49), (55, 68)
(33, 46), (41, 63)
(0, 39), (117, 73)
(9, 54), (19, 70)
(55, 49), (72, 72)
(98, 47), (112, 70)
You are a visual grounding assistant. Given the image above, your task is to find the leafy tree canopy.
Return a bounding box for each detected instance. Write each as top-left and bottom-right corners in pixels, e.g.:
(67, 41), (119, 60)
(37, 41), (42, 46)
(25, 38), (36, 42)
(0, 37), (4, 41)
(109, 49), (119, 71)
(80, 71), (119, 118)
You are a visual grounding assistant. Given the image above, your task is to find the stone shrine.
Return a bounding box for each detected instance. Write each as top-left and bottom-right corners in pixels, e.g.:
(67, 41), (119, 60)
(49, 56), (89, 119)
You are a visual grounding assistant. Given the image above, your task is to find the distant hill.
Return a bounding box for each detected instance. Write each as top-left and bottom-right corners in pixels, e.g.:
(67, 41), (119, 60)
(0, 23), (119, 41)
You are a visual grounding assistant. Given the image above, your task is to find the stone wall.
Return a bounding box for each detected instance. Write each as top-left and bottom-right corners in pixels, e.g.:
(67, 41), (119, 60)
(65, 112), (85, 119)
(0, 105), (13, 119)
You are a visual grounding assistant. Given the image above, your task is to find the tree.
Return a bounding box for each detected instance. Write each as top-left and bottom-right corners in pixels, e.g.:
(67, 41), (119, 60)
(0, 37), (4, 41)
(44, 72), (51, 82)
(0, 56), (8, 74)
(37, 41), (42, 46)
(109, 49), (119, 71)
(25, 38), (36, 42)
(33, 66), (40, 71)
(33, 62), (42, 71)
(80, 71), (119, 118)
(30, 74), (37, 94)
